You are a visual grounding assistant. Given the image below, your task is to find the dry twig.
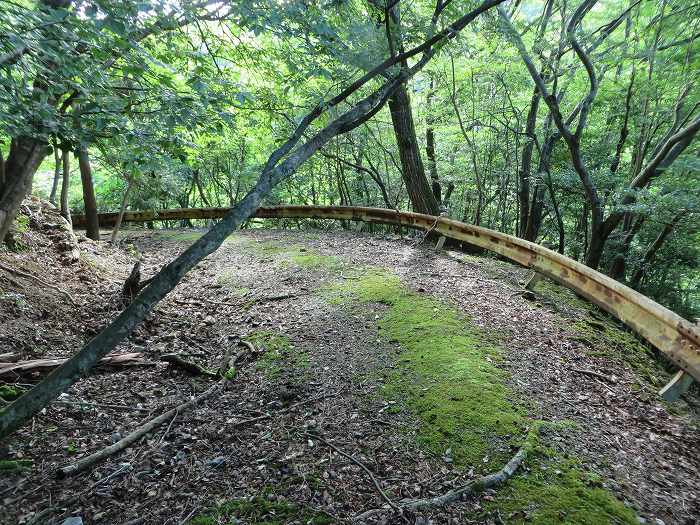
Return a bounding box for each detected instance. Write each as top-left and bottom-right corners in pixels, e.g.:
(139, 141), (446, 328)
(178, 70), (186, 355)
(0, 261), (76, 305)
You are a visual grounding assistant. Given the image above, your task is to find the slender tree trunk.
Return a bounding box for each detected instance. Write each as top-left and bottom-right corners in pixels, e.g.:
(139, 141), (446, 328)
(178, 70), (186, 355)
(425, 76), (443, 206)
(518, 89), (540, 237)
(629, 212), (685, 288)
(60, 147), (72, 225)
(525, 128), (557, 241)
(0, 149), (6, 192)
(49, 148), (61, 206)
(111, 176), (134, 244)
(193, 169), (210, 207)
(0, 137), (49, 242)
(388, 84), (440, 215)
(78, 147), (100, 240)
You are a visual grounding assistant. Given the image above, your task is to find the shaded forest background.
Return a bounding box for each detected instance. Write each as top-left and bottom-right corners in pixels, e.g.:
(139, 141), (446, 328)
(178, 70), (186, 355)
(1, 0), (699, 318)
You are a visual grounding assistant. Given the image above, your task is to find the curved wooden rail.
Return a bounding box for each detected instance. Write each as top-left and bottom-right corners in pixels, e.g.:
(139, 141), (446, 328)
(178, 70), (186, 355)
(73, 205), (700, 385)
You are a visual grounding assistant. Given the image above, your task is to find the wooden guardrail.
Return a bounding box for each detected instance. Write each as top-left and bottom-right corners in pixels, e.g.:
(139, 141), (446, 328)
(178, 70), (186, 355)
(73, 205), (700, 388)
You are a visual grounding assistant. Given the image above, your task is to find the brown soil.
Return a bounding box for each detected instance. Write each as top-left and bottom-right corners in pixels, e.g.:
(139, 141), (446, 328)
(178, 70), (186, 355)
(0, 205), (698, 525)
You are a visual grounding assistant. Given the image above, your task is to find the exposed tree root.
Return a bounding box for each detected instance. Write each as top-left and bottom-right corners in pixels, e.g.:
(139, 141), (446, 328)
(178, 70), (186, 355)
(0, 261), (76, 306)
(160, 353), (218, 377)
(354, 426), (539, 521)
(56, 348), (247, 477)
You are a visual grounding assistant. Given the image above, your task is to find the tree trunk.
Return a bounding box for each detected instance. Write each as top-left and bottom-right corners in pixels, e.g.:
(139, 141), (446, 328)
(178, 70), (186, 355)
(607, 214), (645, 280)
(0, 137), (48, 242)
(78, 147), (100, 240)
(193, 168), (211, 207)
(425, 76), (443, 206)
(49, 147), (61, 206)
(111, 176), (134, 244)
(388, 84), (440, 215)
(629, 212), (684, 288)
(518, 89), (540, 237)
(60, 147), (72, 226)
(524, 129), (557, 241)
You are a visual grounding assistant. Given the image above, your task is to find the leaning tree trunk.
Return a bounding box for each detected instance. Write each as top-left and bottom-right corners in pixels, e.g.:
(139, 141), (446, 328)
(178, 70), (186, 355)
(388, 84), (440, 215)
(59, 147), (72, 226)
(0, 137), (49, 242)
(78, 147), (100, 240)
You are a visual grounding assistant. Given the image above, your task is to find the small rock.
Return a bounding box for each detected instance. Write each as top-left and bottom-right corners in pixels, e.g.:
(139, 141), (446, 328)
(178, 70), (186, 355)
(61, 517), (83, 525)
(207, 456), (226, 468)
(203, 315), (216, 325)
(654, 519), (665, 525)
(111, 432), (122, 444)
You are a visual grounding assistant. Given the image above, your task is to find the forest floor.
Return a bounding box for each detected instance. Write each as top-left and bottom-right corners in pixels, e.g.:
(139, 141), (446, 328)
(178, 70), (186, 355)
(1, 199), (698, 525)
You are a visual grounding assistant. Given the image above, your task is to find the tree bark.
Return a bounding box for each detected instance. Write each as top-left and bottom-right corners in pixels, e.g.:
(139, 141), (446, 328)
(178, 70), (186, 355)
(0, 137), (48, 242)
(388, 84), (440, 215)
(629, 212), (685, 288)
(59, 147), (72, 226)
(425, 76), (443, 206)
(49, 147), (61, 206)
(78, 147), (100, 240)
(518, 89), (540, 237)
(111, 176), (134, 244)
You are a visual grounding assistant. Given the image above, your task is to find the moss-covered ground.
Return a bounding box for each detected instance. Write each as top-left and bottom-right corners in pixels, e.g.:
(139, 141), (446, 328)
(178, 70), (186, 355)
(325, 267), (639, 523)
(246, 330), (308, 379)
(327, 268), (524, 468)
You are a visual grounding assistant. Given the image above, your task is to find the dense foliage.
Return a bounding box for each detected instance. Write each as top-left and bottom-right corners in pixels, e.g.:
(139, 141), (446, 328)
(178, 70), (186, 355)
(1, 0), (698, 317)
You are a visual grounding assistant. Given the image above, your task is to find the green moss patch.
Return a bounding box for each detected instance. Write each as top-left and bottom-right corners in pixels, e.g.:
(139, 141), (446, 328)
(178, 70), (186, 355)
(0, 384), (24, 402)
(0, 459), (33, 472)
(488, 439), (638, 525)
(247, 331), (307, 379)
(239, 239), (342, 272)
(327, 268), (525, 467)
(190, 496), (333, 525)
(155, 230), (204, 243)
(289, 250), (341, 270)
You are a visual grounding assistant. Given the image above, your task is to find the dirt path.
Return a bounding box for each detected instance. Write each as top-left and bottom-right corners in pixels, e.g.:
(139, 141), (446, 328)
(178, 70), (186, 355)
(1, 224), (698, 525)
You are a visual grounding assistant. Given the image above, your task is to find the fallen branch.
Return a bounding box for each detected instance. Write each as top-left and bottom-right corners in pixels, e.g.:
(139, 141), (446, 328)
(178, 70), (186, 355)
(570, 367), (616, 384)
(308, 432), (400, 514)
(56, 346), (252, 477)
(354, 426), (539, 520)
(160, 353), (218, 377)
(0, 261), (76, 306)
(57, 378), (227, 477)
(0, 352), (151, 378)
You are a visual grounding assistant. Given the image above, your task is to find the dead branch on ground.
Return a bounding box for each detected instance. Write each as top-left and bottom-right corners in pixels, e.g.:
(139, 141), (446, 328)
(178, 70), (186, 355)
(353, 426), (539, 520)
(0, 352), (151, 379)
(0, 261), (76, 306)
